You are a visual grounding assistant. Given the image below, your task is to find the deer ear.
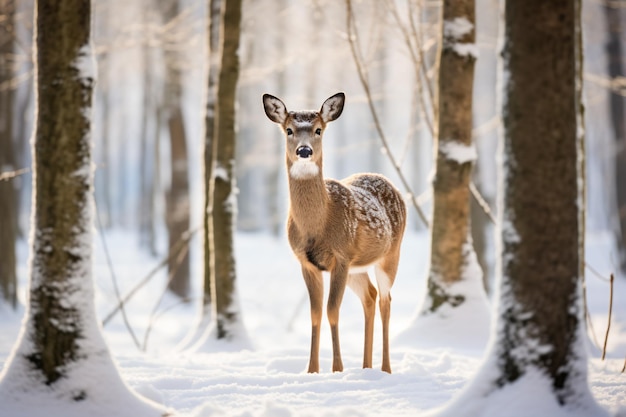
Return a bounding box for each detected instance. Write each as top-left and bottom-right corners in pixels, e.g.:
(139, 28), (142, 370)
(263, 94), (288, 124)
(320, 92), (345, 123)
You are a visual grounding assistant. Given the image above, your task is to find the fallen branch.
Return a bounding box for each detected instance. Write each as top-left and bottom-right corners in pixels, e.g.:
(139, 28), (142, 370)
(101, 225), (201, 326)
(96, 201), (141, 350)
(142, 240), (192, 352)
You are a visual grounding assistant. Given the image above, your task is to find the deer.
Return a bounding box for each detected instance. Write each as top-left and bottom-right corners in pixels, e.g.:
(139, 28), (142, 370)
(262, 92), (407, 374)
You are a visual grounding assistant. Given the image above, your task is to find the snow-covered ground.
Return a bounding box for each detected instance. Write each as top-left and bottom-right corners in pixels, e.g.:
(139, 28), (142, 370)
(1, 229), (624, 416)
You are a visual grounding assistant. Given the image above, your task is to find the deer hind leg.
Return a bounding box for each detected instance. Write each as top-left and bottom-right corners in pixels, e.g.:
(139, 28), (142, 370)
(302, 266), (324, 373)
(375, 248), (400, 374)
(347, 272), (377, 369)
(327, 262), (349, 372)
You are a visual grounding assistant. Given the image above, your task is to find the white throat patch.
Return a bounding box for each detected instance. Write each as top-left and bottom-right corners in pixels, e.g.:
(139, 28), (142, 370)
(290, 159), (319, 179)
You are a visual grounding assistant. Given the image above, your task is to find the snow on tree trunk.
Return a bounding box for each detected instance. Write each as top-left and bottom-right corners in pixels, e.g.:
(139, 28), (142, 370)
(0, 2), (167, 415)
(430, 1), (609, 415)
(397, 0), (490, 350)
(190, 0), (250, 351)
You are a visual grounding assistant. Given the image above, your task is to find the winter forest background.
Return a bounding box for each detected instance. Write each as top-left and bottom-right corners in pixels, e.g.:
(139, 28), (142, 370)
(0, 0), (625, 416)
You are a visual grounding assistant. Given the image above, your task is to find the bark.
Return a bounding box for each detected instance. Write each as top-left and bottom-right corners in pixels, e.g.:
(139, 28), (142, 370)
(210, 0), (242, 340)
(496, 0), (587, 400)
(159, 0), (191, 299)
(0, 0), (18, 310)
(423, 0), (480, 313)
(603, 3), (626, 272)
(28, 0), (93, 384)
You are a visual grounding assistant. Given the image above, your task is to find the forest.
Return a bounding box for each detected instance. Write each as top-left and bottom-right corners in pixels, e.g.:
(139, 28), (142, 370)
(0, 0), (625, 416)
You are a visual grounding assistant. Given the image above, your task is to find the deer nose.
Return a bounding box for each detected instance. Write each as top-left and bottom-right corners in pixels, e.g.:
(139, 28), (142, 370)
(296, 146), (313, 159)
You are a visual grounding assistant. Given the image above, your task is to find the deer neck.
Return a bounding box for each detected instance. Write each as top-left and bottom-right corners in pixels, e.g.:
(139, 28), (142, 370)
(287, 159), (329, 234)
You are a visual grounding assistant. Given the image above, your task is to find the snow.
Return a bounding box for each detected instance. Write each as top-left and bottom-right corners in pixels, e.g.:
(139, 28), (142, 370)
(0, 230), (624, 417)
(444, 18), (474, 40)
(443, 18), (479, 58)
(397, 238), (491, 351)
(439, 140), (478, 164)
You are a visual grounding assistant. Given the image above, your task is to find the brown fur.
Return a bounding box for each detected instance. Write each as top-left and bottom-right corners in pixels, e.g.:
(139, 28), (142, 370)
(263, 93), (406, 373)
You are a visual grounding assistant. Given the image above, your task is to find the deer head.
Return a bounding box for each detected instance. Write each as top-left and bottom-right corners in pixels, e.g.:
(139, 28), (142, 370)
(263, 93), (345, 180)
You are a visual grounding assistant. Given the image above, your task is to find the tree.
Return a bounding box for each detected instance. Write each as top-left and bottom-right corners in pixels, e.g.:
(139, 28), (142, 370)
(397, 0), (490, 348)
(177, 0), (222, 350)
(159, 0), (191, 299)
(190, 0), (249, 349)
(0, 1), (166, 415)
(0, 0), (18, 311)
(432, 0), (609, 415)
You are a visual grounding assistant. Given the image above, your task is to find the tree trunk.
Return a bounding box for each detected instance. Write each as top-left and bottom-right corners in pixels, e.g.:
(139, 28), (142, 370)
(209, 0), (246, 341)
(159, 0), (191, 299)
(26, 0), (95, 383)
(603, 3), (626, 272)
(0, 0), (18, 311)
(498, 0), (581, 389)
(434, 1), (607, 415)
(422, 0), (484, 312)
(202, 0), (221, 317)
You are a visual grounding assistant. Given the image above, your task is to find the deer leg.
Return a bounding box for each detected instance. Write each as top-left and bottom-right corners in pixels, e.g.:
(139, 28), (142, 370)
(347, 272), (377, 369)
(302, 266), (323, 373)
(328, 262), (349, 372)
(375, 253), (399, 374)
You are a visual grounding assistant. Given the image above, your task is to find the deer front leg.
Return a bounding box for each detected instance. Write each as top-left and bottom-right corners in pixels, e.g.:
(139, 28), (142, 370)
(302, 266), (323, 373)
(328, 262), (349, 372)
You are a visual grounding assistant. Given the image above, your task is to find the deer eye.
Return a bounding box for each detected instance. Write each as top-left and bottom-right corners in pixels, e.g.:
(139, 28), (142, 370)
(315, 128), (322, 135)
(286, 128), (293, 136)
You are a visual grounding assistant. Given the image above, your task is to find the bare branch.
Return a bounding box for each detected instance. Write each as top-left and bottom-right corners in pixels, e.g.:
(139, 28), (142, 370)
(346, 0), (430, 228)
(0, 167), (30, 182)
(469, 182), (496, 225)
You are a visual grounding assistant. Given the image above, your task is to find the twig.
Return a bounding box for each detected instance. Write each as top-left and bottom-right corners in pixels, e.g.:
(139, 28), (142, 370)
(622, 355), (625, 373)
(385, 0), (436, 134)
(346, 0), (430, 228)
(95, 201), (141, 350)
(0, 167), (30, 182)
(348, 0), (495, 229)
(582, 272), (602, 350)
(585, 262), (612, 282)
(469, 182), (496, 225)
(601, 273), (614, 360)
(101, 225), (201, 326)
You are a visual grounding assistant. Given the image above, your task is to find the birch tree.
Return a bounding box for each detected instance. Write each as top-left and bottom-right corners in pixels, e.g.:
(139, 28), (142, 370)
(190, 0), (248, 349)
(433, 0), (609, 414)
(0, 2), (166, 414)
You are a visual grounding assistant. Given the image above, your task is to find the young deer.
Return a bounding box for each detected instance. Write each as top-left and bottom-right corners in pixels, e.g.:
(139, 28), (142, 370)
(263, 92), (406, 373)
